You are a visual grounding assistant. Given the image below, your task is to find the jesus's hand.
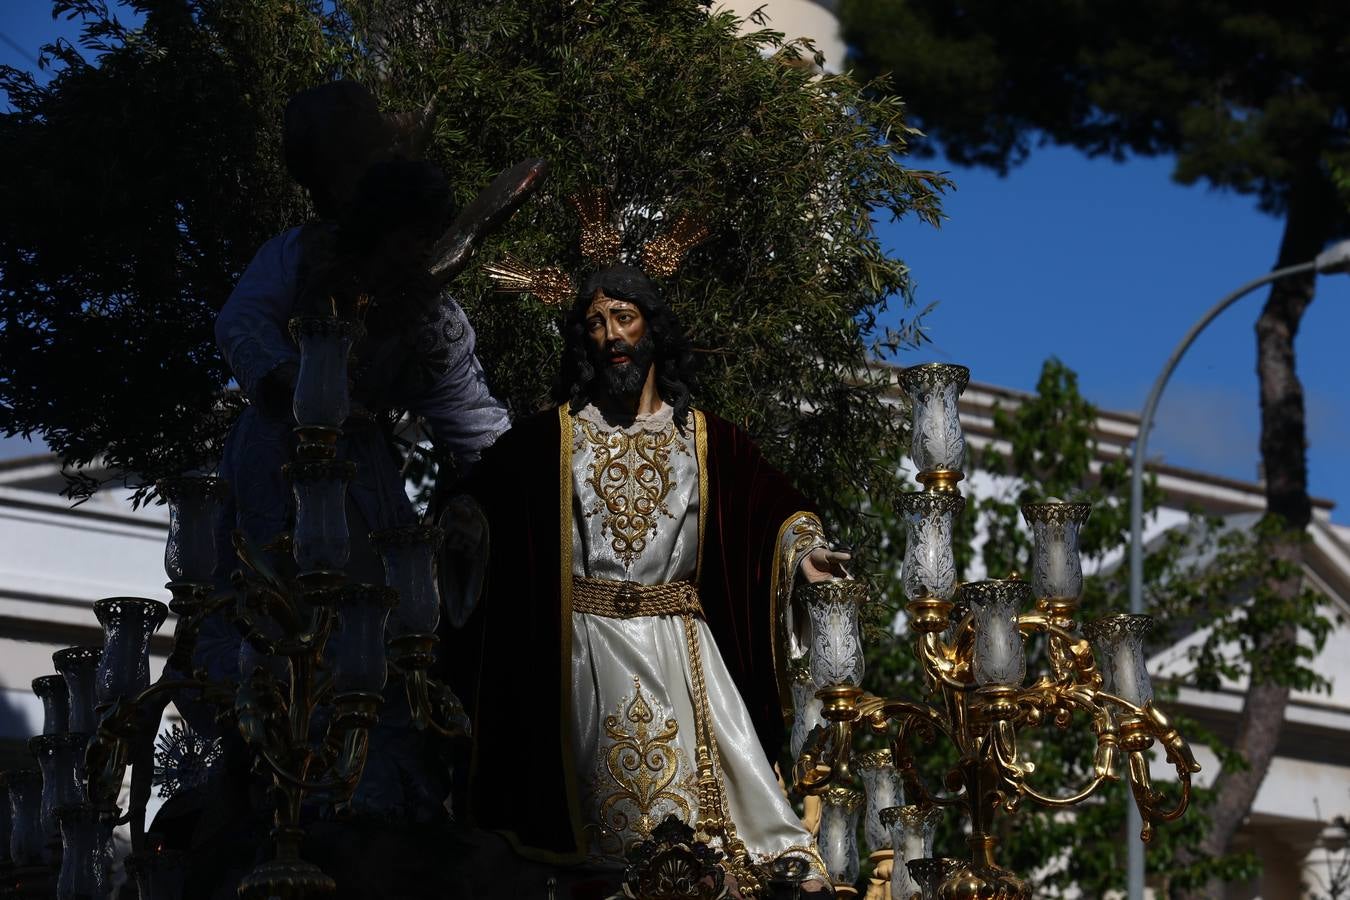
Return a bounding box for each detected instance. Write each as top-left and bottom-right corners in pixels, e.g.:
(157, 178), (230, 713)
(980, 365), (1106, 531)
(800, 546), (851, 583)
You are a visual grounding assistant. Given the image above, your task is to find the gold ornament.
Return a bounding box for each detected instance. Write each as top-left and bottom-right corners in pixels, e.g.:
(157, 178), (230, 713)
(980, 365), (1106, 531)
(483, 254), (576, 308)
(641, 211), (710, 278)
(568, 187), (623, 265)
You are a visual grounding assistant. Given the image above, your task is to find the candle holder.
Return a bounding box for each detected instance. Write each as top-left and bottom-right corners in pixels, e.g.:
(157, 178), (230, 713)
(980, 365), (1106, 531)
(31, 676), (69, 737)
(881, 805), (943, 900)
(52, 647), (101, 735)
(1084, 614), (1155, 709)
(792, 361), (1200, 899)
(800, 579), (868, 689)
(157, 476), (230, 588)
(370, 524), (444, 635)
(905, 857), (963, 900)
(898, 363), (969, 493)
(30, 733), (88, 860)
(328, 584), (397, 697)
(6, 770), (44, 868)
(93, 597), (168, 711)
(963, 580), (1029, 692)
(55, 803), (114, 900)
(818, 786), (863, 892)
(856, 749), (903, 855)
(285, 458), (357, 585)
(289, 315), (358, 457)
(898, 492), (964, 605)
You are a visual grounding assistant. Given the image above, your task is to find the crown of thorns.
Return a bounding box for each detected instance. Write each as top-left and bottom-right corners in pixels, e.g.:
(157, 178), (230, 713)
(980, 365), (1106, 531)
(483, 187), (709, 307)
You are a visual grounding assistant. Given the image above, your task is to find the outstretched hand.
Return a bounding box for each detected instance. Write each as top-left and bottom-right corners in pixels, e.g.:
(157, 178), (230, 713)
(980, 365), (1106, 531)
(800, 546), (851, 583)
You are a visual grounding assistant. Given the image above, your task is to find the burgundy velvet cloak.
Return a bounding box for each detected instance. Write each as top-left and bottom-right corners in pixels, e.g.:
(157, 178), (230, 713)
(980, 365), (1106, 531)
(439, 406), (815, 858)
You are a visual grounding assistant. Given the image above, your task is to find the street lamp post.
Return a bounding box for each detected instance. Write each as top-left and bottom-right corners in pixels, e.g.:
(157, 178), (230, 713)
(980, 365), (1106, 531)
(1125, 239), (1350, 900)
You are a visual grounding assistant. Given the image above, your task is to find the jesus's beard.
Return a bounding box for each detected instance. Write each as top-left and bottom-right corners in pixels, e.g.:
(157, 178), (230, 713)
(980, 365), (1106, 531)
(594, 333), (656, 402)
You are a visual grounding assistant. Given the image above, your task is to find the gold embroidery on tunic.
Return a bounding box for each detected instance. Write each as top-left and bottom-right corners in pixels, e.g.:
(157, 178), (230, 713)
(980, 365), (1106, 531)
(579, 418), (687, 565)
(590, 677), (697, 845)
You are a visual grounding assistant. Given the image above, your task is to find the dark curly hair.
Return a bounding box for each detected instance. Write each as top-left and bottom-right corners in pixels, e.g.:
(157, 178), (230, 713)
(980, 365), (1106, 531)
(557, 264), (699, 429)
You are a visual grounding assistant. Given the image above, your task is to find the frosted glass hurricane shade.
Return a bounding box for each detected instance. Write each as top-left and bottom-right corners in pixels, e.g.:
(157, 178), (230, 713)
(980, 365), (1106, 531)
(897, 493), (964, 602)
(285, 460), (357, 577)
(899, 364), (970, 473)
(961, 580), (1030, 688)
(856, 750), (904, 854)
(798, 580), (868, 688)
(370, 525), (444, 635)
(819, 787), (863, 885)
(1084, 614), (1155, 707)
(53, 647), (102, 734)
(1021, 500), (1092, 602)
(157, 477), (229, 585)
(881, 805), (944, 900)
(330, 585), (397, 696)
(289, 316), (357, 429)
(94, 598), (167, 709)
(32, 676), (69, 737)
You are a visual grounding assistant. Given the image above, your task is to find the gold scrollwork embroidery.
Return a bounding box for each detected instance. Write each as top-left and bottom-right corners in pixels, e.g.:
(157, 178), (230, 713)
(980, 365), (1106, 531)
(589, 677), (697, 846)
(579, 419), (687, 565)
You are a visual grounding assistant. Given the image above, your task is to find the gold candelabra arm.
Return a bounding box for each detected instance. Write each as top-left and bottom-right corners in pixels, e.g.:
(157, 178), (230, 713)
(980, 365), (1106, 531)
(402, 669), (471, 738)
(791, 722), (844, 795)
(878, 700), (967, 811)
(1017, 613), (1100, 686)
(916, 631), (974, 691)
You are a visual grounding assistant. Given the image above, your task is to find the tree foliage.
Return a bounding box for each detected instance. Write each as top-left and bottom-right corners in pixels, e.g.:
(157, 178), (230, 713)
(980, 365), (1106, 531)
(0, 0), (948, 543)
(837, 0), (1350, 220)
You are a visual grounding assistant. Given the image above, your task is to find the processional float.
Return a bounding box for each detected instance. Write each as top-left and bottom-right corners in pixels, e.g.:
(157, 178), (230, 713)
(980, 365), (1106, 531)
(0, 357), (1198, 900)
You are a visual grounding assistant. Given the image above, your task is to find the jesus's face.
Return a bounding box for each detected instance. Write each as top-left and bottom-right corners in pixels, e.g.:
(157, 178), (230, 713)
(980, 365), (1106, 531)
(584, 292), (654, 399)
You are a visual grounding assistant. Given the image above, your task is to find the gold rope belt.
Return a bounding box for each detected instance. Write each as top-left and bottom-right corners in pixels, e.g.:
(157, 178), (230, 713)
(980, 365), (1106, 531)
(570, 576), (703, 618)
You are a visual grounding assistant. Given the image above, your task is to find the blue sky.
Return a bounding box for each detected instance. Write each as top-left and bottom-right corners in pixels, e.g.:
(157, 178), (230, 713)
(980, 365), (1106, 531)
(4, 2), (1349, 521)
(879, 147), (1350, 523)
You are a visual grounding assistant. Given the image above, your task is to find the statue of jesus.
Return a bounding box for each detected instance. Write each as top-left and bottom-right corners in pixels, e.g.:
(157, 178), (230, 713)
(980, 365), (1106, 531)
(441, 261), (846, 891)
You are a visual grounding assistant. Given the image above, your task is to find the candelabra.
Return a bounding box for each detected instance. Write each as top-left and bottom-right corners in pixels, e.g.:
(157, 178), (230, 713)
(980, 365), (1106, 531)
(0, 312), (467, 900)
(791, 362), (1202, 899)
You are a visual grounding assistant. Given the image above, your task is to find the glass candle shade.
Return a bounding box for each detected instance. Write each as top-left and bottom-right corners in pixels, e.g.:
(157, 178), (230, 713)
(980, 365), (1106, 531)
(288, 315), (357, 429)
(7, 769), (44, 866)
(330, 585), (397, 696)
(370, 524), (444, 635)
(1021, 500), (1092, 603)
(961, 581), (1030, 689)
(897, 493), (964, 602)
(1084, 614), (1155, 708)
(819, 786), (863, 886)
(125, 846), (187, 900)
(788, 659), (825, 760)
(56, 804), (114, 900)
(881, 805), (944, 900)
(798, 579), (868, 689)
(157, 476), (229, 585)
(94, 598), (168, 710)
(53, 647), (102, 734)
(899, 364), (969, 474)
(285, 459), (357, 577)
(30, 734), (88, 848)
(906, 858), (963, 900)
(32, 675), (70, 736)
(856, 750), (904, 854)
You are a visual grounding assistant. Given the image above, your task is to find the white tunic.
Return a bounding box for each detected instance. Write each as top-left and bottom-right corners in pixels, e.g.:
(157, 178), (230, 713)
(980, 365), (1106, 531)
(566, 403), (823, 870)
